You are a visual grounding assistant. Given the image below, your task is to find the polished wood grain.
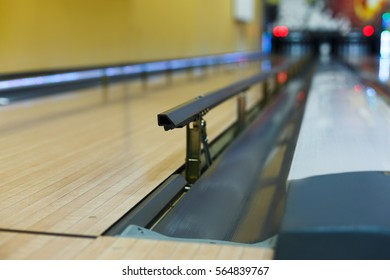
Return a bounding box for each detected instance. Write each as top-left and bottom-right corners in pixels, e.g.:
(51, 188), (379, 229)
(76, 236), (273, 260)
(0, 232), (92, 259)
(0, 232), (273, 260)
(0, 63), (264, 236)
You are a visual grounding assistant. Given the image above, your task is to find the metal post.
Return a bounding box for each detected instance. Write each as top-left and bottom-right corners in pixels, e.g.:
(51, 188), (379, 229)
(166, 69), (173, 86)
(141, 72), (148, 89)
(187, 68), (193, 81)
(102, 75), (109, 101)
(274, 74), (280, 92)
(186, 117), (202, 184)
(200, 119), (212, 167)
(237, 92), (247, 132)
(262, 80), (270, 107)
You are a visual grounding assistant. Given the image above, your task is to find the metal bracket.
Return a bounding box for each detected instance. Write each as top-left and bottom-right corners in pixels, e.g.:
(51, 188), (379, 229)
(237, 92), (247, 133)
(262, 80), (270, 107)
(186, 117), (201, 183)
(200, 118), (212, 167)
(185, 113), (212, 183)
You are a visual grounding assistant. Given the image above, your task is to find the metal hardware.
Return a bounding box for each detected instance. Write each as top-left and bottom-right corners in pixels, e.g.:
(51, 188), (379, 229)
(102, 75), (109, 100)
(166, 69), (173, 85)
(185, 112), (213, 183)
(262, 80), (270, 107)
(200, 118), (212, 167)
(186, 116), (202, 183)
(237, 92), (247, 132)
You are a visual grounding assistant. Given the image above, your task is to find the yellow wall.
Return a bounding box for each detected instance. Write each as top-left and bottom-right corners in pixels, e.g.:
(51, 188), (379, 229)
(0, 0), (262, 74)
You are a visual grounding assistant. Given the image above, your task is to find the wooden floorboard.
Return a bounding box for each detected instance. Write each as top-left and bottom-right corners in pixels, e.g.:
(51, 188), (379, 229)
(0, 232), (92, 260)
(0, 232), (273, 260)
(74, 236), (274, 260)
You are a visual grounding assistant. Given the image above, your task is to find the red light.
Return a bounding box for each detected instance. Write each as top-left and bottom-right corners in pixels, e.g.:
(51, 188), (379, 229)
(277, 72), (288, 84)
(362, 25), (375, 37)
(354, 84), (364, 92)
(273, 26), (289, 38)
(296, 91), (305, 102)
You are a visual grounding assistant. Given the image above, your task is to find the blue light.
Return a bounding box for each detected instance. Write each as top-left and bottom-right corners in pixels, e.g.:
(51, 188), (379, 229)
(123, 65), (143, 74)
(0, 70), (102, 91)
(379, 57), (390, 82)
(262, 33), (272, 54)
(0, 51), (260, 96)
(144, 62), (168, 72)
(383, 13), (390, 30)
(169, 59), (188, 70)
(381, 31), (390, 58)
(105, 67), (122, 77)
(366, 88), (376, 97)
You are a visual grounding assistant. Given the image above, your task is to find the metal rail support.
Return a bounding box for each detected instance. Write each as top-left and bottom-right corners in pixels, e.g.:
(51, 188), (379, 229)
(274, 74), (280, 92)
(185, 113), (212, 184)
(186, 117), (202, 184)
(166, 69), (173, 86)
(102, 75), (109, 101)
(200, 119), (212, 167)
(262, 80), (270, 107)
(237, 91), (247, 132)
(141, 72), (148, 89)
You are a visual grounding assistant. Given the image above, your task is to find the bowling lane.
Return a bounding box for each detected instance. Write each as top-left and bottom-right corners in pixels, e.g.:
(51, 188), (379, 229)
(0, 60), (269, 236)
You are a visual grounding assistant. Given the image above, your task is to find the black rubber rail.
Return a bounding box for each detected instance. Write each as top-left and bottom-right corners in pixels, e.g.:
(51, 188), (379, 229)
(157, 58), (298, 131)
(276, 171), (390, 259)
(153, 63), (312, 243)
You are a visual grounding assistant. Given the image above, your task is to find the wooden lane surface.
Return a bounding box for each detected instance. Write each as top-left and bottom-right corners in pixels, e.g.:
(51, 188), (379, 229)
(0, 232), (273, 260)
(0, 63), (264, 236)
